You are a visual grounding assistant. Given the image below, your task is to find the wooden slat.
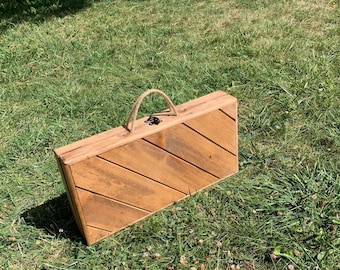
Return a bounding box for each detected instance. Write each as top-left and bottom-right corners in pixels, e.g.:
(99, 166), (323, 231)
(54, 157), (84, 236)
(77, 188), (149, 233)
(54, 91), (230, 157)
(85, 227), (112, 246)
(71, 157), (184, 212)
(144, 124), (237, 178)
(184, 109), (237, 154)
(54, 91), (238, 245)
(220, 99), (237, 120)
(99, 139), (217, 194)
(57, 163), (89, 240)
(55, 91), (237, 165)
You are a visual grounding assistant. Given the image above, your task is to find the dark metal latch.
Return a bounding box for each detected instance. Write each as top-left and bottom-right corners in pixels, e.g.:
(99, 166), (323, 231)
(145, 116), (162, 126)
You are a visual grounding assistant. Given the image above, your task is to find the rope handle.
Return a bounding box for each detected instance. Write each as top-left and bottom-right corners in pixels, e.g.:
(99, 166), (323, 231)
(125, 89), (178, 132)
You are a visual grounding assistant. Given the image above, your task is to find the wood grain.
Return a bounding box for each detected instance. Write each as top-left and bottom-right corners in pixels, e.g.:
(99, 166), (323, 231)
(77, 188), (149, 233)
(55, 91), (237, 165)
(184, 109), (237, 154)
(99, 139), (217, 194)
(144, 124), (237, 178)
(54, 91), (239, 245)
(85, 226), (111, 246)
(71, 157), (184, 212)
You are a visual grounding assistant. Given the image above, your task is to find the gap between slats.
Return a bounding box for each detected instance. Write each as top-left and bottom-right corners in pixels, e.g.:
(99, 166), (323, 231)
(96, 155), (189, 196)
(182, 123), (237, 157)
(219, 107), (237, 121)
(97, 137), (221, 194)
(87, 224), (112, 233)
(76, 186), (152, 214)
(142, 137), (221, 179)
(182, 108), (237, 156)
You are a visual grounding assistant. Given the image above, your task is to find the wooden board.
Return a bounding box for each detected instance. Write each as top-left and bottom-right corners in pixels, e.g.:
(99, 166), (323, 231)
(54, 90), (238, 245)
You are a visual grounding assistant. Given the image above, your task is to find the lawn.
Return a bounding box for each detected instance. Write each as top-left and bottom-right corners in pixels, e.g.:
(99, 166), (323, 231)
(0, 0), (339, 269)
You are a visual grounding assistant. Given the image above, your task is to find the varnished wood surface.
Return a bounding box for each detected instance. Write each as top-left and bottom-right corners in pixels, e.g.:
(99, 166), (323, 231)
(184, 108), (237, 153)
(77, 188), (149, 233)
(99, 139), (217, 194)
(55, 91), (237, 165)
(144, 124), (237, 179)
(71, 156), (185, 212)
(54, 91), (238, 245)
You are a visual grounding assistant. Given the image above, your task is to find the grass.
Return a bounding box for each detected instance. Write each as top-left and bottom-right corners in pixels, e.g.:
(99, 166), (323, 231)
(0, 0), (339, 269)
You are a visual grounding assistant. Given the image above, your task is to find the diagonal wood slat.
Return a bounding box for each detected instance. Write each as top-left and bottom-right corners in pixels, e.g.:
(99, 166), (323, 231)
(54, 90), (238, 245)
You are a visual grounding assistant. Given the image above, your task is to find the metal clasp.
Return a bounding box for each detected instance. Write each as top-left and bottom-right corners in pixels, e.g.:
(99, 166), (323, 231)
(144, 115), (162, 126)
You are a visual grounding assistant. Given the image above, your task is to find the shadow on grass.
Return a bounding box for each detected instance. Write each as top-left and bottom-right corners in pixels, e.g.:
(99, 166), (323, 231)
(22, 193), (84, 243)
(0, 0), (95, 32)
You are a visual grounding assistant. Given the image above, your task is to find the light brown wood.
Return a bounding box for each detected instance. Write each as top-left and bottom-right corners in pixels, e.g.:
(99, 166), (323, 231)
(77, 188), (149, 233)
(71, 156), (185, 212)
(184, 108), (237, 153)
(56, 162), (88, 240)
(54, 90), (238, 245)
(55, 91), (237, 165)
(99, 139), (217, 194)
(85, 226), (111, 246)
(144, 124), (237, 178)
